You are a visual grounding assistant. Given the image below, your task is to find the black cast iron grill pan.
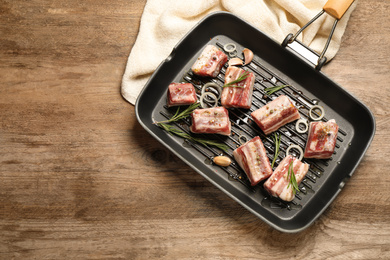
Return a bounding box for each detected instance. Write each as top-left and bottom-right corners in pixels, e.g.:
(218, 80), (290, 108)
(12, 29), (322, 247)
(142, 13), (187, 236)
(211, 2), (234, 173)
(135, 12), (375, 232)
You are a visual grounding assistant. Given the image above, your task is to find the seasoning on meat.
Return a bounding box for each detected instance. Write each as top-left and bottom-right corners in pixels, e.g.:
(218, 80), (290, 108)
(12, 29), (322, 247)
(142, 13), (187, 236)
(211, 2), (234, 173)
(251, 95), (300, 135)
(167, 83), (197, 107)
(233, 136), (273, 186)
(221, 66), (255, 109)
(190, 107), (231, 136)
(263, 155), (310, 202)
(303, 119), (339, 159)
(191, 45), (228, 78)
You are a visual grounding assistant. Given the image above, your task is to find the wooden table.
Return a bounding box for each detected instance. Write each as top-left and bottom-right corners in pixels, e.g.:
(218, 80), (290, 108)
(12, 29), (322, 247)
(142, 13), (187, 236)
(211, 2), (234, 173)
(1, 0), (389, 259)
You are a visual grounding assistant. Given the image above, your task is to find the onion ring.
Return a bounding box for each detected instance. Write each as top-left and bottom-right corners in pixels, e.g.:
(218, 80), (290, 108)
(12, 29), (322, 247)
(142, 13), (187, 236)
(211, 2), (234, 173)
(228, 50), (237, 58)
(309, 105), (325, 121)
(286, 144), (304, 161)
(295, 118), (308, 133)
(200, 92), (217, 109)
(223, 43), (236, 53)
(238, 135), (248, 145)
(201, 82), (222, 100)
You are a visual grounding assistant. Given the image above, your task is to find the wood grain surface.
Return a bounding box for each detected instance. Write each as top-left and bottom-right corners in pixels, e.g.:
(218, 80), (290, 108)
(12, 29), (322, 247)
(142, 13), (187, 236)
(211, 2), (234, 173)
(1, 0), (389, 259)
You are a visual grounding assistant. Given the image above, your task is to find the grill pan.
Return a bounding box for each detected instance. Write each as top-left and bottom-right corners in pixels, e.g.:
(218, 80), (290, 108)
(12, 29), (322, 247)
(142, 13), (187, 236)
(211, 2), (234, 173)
(135, 12), (375, 232)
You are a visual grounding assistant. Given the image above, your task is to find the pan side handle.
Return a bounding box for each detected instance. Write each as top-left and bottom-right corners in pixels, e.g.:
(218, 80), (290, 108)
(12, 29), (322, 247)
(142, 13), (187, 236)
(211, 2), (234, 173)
(323, 0), (355, 20)
(281, 0), (355, 70)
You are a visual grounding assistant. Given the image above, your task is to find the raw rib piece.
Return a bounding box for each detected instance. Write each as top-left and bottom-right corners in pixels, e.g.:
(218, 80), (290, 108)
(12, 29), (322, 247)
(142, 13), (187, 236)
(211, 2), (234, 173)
(263, 155), (309, 202)
(190, 107), (231, 136)
(221, 66), (255, 109)
(167, 83), (197, 107)
(304, 119), (339, 159)
(251, 95), (300, 135)
(191, 45), (228, 78)
(233, 136), (273, 186)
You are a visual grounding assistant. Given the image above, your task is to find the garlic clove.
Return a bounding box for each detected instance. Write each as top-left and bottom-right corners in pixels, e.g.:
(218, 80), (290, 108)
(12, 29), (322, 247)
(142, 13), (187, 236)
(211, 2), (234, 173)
(213, 156), (232, 167)
(243, 48), (254, 65)
(228, 57), (244, 67)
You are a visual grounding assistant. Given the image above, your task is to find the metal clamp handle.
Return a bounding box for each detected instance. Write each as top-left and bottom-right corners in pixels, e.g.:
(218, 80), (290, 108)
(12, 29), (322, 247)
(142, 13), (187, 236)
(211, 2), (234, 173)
(282, 0), (355, 71)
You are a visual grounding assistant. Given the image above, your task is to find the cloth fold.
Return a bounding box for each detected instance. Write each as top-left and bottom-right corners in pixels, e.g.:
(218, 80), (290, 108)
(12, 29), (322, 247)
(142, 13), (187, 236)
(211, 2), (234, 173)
(122, 0), (357, 105)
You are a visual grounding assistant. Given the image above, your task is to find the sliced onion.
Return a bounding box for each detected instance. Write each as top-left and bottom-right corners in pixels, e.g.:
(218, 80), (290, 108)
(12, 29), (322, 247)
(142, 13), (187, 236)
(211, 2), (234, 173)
(243, 48), (254, 65)
(224, 43), (236, 53)
(309, 105), (325, 121)
(228, 50), (237, 58)
(200, 92), (218, 108)
(286, 144), (304, 161)
(295, 118), (308, 133)
(201, 82), (222, 100)
(238, 135), (248, 145)
(228, 57), (243, 66)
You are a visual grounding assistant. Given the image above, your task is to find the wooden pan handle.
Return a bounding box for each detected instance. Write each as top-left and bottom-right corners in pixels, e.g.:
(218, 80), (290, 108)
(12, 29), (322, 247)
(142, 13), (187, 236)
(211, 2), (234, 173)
(323, 0), (355, 20)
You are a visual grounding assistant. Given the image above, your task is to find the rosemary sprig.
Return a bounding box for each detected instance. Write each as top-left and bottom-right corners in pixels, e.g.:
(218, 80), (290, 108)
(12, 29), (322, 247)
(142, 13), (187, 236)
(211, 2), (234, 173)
(223, 71), (250, 88)
(287, 160), (300, 195)
(264, 84), (290, 96)
(271, 132), (281, 168)
(155, 102), (200, 124)
(157, 122), (229, 152)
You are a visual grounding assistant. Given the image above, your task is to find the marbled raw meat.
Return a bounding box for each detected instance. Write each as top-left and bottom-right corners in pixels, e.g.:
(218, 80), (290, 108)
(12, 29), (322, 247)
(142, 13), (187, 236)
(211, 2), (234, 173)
(233, 136), (273, 186)
(303, 119), (339, 159)
(251, 95), (300, 135)
(167, 83), (197, 107)
(191, 45), (228, 78)
(190, 107), (231, 136)
(221, 66), (255, 109)
(263, 155), (309, 202)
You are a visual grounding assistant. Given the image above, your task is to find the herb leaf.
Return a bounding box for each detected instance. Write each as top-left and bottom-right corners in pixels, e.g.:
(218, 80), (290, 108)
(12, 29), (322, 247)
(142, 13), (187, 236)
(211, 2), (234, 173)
(271, 133), (281, 168)
(287, 160), (300, 195)
(264, 84), (290, 96)
(223, 71), (250, 88)
(155, 102), (200, 124)
(156, 123), (229, 152)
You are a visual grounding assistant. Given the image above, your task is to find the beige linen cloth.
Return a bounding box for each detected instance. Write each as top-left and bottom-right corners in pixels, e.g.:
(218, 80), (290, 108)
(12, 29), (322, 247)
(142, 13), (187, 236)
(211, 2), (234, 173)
(122, 0), (357, 105)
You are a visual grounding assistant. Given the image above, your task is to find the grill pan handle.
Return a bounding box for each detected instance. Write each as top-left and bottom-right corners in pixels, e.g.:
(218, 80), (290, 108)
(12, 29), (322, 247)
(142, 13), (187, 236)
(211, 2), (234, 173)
(323, 0), (355, 20)
(282, 0), (355, 71)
